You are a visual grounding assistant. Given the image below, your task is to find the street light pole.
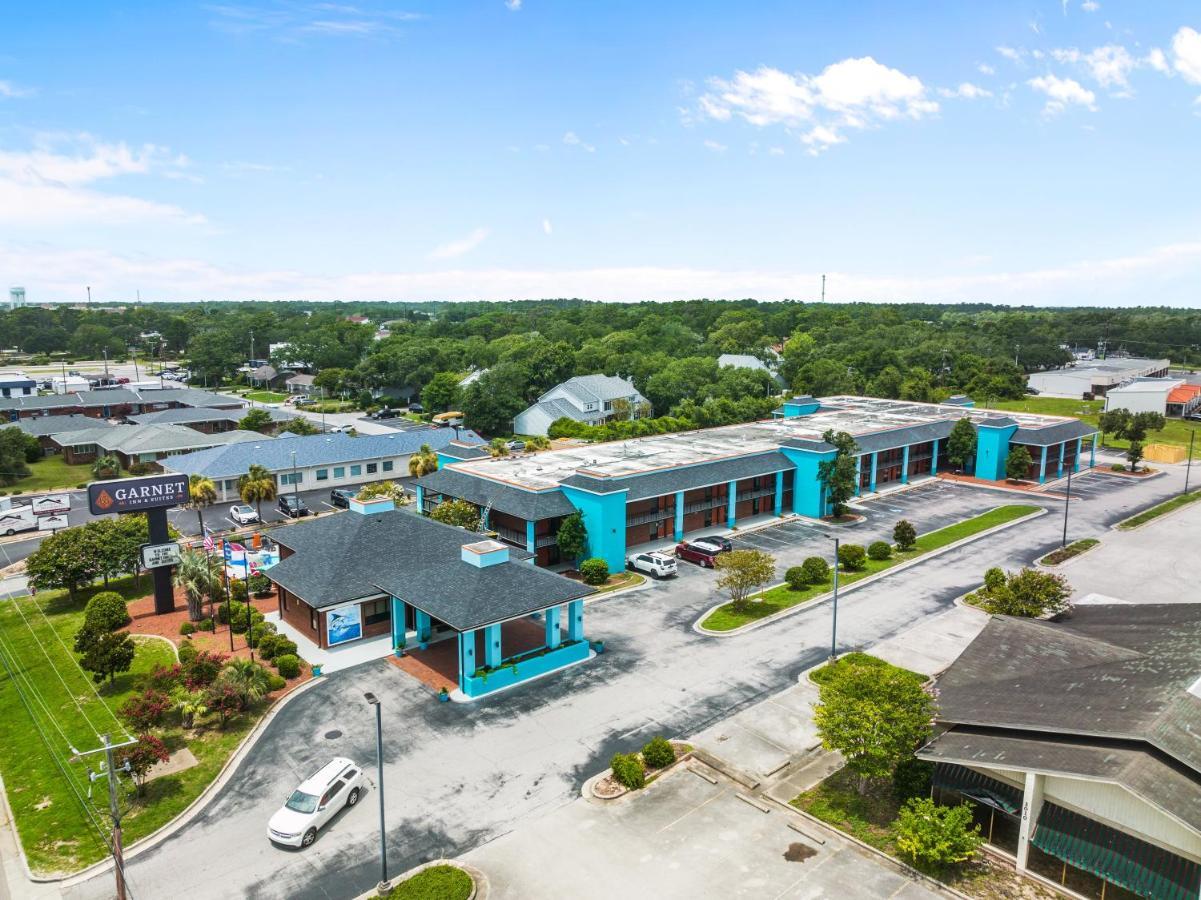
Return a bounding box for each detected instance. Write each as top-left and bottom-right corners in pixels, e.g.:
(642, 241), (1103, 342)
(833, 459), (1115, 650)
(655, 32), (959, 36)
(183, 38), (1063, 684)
(830, 535), (840, 661)
(290, 450), (300, 506)
(1185, 431), (1195, 495)
(364, 692), (389, 893)
(1061, 464), (1073, 548)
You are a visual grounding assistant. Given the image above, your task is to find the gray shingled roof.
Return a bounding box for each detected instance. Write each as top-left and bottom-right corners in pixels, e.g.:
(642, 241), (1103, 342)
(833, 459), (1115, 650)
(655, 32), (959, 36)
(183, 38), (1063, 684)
(1012, 419), (1098, 446)
(127, 406), (296, 426)
(619, 451), (795, 501)
(846, 421), (956, 454)
(438, 442), (492, 461)
(417, 467), (577, 519)
(551, 374), (644, 406)
(0, 387), (242, 413)
(5, 415), (119, 438)
(267, 509), (592, 629)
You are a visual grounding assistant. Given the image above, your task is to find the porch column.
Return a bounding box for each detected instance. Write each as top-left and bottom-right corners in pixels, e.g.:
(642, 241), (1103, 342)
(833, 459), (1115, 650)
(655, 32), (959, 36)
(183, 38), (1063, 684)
(525, 520), (535, 554)
(931, 439), (940, 474)
(566, 599), (584, 642)
(854, 456), (862, 496)
(483, 623), (502, 668)
(901, 445), (910, 484)
(390, 597), (407, 651)
(415, 609), (432, 646)
(457, 629), (477, 690)
(1057, 442), (1065, 478)
(869, 452), (878, 492)
(1074, 437), (1082, 472)
(1038, 446), (1048, 484)
(545, 606), (562, 649)
(1015, 771), (1045, 872)
(1090, 434), (1097, 468)
(726, 480), (737, 528)
(673, 491), (684, 541)
(414, 484), (425, 514)
(773, 471), (783, 516)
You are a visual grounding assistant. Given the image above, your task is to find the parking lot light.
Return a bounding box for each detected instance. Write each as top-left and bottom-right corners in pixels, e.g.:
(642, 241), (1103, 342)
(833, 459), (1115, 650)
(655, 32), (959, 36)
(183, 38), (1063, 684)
(828, 535), (840, 661)
(364, 692), (389, 893)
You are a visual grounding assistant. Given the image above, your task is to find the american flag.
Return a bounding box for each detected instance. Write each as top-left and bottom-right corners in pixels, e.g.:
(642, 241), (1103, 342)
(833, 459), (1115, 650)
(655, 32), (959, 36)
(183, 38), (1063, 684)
(202, 525), (214, 552)
(230, 542), (247, 554)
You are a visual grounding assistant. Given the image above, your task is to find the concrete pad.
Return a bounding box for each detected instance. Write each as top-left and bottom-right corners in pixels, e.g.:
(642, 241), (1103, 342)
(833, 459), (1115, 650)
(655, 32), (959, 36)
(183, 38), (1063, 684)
(146, 747), (198, 782)
(871, 606), (989, 677)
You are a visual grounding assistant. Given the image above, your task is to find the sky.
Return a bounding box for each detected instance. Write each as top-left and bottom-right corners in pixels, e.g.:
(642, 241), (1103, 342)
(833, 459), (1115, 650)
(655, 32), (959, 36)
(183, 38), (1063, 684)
(2, 1), (1201, 306)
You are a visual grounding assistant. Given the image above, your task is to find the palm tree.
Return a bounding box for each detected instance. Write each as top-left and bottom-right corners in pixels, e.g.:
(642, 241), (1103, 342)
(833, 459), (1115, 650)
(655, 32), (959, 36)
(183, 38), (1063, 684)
(174, 548), (219, 622)
(188, 474), (218, 536)
(488, 437), (510, 458)
(217, 658), (273, 710)
(238, 464), (277, 522)
(407, 443), (439, 477)
(91, 454), (120, 479)
(170, 686), (208, 729)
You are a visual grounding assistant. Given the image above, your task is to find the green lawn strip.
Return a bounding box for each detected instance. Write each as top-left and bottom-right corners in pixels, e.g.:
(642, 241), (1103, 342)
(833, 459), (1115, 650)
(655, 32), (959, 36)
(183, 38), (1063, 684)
(244, 390), (287, 404)
(3, 456), (106, 494)
(1118, 490), (1201, 530)
(700, 505), (1040, 632)
(991, 396), (1201, 458)
(1039, 538), (1099, 566)
(0, 576), (266, 874)
(808, 652), (926, 687)
(587, 571), (646, 596)
(381, 864), (473, 900)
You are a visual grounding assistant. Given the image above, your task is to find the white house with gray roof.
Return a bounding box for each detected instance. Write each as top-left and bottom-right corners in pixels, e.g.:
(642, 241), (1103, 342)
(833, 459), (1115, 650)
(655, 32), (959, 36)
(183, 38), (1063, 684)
(513, 374), (648, 437)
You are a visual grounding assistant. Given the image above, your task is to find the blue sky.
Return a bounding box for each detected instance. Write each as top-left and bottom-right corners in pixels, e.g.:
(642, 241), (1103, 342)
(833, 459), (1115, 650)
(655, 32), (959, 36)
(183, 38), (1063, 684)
(2, 1), (1201, 304)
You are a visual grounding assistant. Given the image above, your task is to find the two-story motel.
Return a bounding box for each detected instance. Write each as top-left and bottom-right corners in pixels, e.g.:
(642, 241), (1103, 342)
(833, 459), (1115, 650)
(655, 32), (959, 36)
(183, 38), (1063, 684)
(415, 395), (1100, 571)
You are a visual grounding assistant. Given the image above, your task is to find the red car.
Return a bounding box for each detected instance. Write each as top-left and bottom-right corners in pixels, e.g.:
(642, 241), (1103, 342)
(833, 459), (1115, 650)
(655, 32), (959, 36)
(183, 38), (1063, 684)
(675, 541), (720, 568)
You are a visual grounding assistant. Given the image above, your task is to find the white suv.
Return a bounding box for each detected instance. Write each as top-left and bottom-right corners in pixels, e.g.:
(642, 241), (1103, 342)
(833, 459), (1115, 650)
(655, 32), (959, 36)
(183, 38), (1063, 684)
(268, 758), (364, 848)
(230, 504), (260, 525)
(627, 551), (678, 579)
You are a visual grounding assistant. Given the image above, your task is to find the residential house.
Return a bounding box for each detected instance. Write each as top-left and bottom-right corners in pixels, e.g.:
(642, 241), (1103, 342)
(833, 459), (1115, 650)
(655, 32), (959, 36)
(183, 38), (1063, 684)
(513, 374), (649, 437)
(0, 371), (36, 399)
(52, 424), (264, 470)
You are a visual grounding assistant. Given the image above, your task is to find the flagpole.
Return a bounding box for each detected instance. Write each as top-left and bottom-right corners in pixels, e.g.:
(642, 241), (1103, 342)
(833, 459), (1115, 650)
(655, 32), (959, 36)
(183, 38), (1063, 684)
(221, 540), (233, 652)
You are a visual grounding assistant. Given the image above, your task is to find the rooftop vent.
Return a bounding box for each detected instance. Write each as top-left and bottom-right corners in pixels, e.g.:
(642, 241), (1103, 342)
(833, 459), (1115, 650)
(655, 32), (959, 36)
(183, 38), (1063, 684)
(461, 539), (510, 568)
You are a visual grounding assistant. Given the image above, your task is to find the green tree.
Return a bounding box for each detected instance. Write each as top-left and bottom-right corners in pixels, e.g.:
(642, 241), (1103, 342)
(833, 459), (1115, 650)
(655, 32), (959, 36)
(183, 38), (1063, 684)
(1097, 408), (1128, 449)
(238, 463), (277, 520)
(0, 427), (34, 485)
(893, 797), (983, 871)
(312, 367), (349, 395)
(170, 686), (208, 729)
(82, 591), (131, 632)
(238, 408), (275, 433)
(74, 625), (136, 683)
(280, 417), (319, 436)
(893, 519), (917, 551)
(1126, 440), (1144, 472)
(945, 418), (977, 473)
(817, 430), (860, 517)
(25, 527), (101, 600)
(214, 658), (273, 710)
(91, 454), (120, 479)
(975, 567), (1071, 617)
(813, 660), (935, 793)
(117, 734), (171, 796)
(430, 498), (480, 530)
(488, 437), (510, 457)
(174, 549), (221, 622)
(714, 549), (776, 613)
(556, 512), (588, 564)
(1005, 445), (1033, 481)
(188, 474), (218, 537)
(421, 372), (462, 412)
(408, 444), (439, 478)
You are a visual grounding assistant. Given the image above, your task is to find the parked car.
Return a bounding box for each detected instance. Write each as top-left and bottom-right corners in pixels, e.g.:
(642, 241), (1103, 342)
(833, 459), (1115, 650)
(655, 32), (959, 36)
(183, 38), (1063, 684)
(675, 541), (721, 568)
(116, 376), (130, 384)
(691, 536), (733, 554)
(328, 423), (353, 433)
(407, 402), (425, 413)
(230, 504), (260, 525)
(627, 551), (678, 579)
(329, 488), (356, 509)
(370, 407), (399, 419)
(506, 440), (526, 452)
(278, 494), (311, 518)
(268, 758), (364, 848)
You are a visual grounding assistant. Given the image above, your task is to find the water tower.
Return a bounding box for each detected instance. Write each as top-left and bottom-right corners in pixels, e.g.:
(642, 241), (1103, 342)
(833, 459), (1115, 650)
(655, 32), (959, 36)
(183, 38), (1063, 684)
(8, 287), (25, 310)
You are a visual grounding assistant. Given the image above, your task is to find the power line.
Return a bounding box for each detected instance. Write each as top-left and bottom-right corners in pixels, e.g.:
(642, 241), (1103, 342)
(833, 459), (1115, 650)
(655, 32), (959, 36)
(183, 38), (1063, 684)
(0, 626), (81, 756)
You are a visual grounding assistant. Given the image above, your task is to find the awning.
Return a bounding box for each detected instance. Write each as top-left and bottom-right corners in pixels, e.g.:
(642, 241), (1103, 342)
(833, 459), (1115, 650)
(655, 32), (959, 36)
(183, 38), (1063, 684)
(1032, 803), (1201, 900)
(932, 763), (1022, 815)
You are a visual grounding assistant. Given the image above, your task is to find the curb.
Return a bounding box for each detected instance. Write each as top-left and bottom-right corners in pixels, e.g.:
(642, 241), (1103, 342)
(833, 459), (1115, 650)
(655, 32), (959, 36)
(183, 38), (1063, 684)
(1112, 491), (1201, 532)
(693, 507), (1048, 637)
(1034, 539), (1102, 569)
(351, 859), (488, 900)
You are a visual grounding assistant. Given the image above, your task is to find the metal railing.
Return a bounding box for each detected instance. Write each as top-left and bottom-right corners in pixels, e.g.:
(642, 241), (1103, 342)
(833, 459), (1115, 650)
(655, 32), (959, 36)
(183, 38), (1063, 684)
(735, 487), (776, 502)
(535, 534), (559, 549)
(683, 496), (728, 515)
(626, 507), (674, 527)
(494, 525), (527, 546)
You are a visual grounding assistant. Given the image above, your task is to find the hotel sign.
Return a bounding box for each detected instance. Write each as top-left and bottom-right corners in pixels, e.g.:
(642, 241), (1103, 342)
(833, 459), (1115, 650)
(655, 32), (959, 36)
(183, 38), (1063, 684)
(141, 542), (183, 569)
(88, 473), (190, 516)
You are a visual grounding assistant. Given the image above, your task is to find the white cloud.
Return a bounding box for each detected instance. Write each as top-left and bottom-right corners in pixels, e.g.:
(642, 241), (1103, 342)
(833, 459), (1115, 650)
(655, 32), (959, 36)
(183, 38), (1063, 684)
(696, 57), (937, 153)
(1052, 44), (1136, 89)
(427, 227), (490, 260)
(938, 82), (993, 99)
(562, 130), (595, 152)
(505, 0), (522, 9)
(1146, 48), (1169, 74)
(0, 80), (31, 99)
(996, 46), (1023, 63)
(1081, 1), (1099, 10)
(208, 3), (421, 40)
(702, 139), (727, 152)
(1172, 27), (1201, 84)
(977, 63), (996, 75)
(542, 218), (552, 235)
(1028, 74), (1097, 113)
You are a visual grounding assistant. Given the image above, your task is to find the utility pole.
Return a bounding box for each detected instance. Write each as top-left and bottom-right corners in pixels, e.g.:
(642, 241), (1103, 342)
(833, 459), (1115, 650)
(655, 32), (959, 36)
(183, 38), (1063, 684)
(821, 274), (826, 303)
(1014, 344), (1021, 368)
(103, 347), (109, 379)
(78, 734), (136, 900)
(1061, 464), (1073, 548)
(1186, 431), (1195, 495)
(249, 330), (255, 367)
(829, 535), (840, 660)
(86, 285), (91, 307)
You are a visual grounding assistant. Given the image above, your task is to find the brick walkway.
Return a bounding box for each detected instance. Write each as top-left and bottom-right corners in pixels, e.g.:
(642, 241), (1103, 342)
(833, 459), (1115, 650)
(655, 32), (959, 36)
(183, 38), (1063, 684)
(387, 617), (551, 693)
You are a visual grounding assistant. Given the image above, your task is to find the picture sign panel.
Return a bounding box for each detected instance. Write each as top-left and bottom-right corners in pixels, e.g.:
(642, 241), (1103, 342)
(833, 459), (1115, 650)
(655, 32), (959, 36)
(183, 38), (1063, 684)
(37, 514), (69, 532)
(141, 542), (182, 569)
(88, 474), (189, 516)
(30, 494), (69, 516)
(326, 603), (363, 646)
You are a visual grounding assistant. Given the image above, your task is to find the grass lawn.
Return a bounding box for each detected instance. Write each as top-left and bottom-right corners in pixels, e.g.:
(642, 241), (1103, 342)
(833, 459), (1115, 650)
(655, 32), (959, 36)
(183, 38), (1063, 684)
(1118, 489), (1201, 530)
(381, 864), (473, 900)
(991, 395), (1201, 458)
(1039, 537), (1099, 565)
(587, 571), (645, 596)
(700, 505), (1040, 632)
(299, 399), (357, 413)
(244, 390), (287, 404)
(0, 576), (267, 874)
(4, 455), (106, 493)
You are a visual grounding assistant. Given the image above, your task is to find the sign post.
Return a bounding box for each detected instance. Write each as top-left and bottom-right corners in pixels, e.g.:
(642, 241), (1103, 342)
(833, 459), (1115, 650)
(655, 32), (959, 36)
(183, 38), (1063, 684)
(89, 473), (189, 615)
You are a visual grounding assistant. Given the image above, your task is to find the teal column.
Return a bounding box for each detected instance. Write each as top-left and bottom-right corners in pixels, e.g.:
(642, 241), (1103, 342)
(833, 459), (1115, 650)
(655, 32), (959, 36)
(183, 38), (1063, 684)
(567, 599), (584, 642)
(390, 597), (407, 650)
(726, 480), (737, 527)
(415, 609), (431, 647)
(1057, 442), (1065, 477)
(545, 606), (562, 649)
(483, 623), (502, 668)
(458, 629), (477, 689)
(931, 439), (940, 474)
(414, 484), (424, 513)
(674, 491), (684, 541)
(1038, 446), (1048, 483)
(1090, 434), (1097, 467)
(773, 471), (783, 516)
(869, 452), (878, 492)
(1074, 438), (1082, 472)
(525, 520), (535, 554)
(854, 456), (862, 495)
(901, 445), (910, 483)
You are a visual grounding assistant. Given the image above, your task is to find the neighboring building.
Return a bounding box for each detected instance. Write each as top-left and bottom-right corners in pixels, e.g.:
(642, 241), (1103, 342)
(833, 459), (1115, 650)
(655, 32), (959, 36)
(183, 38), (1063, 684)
(8, 287), (25, 310)
(1028, 358), (1171, 399)
(0, 371), (36, 398)
(717, 353), (786, 388)
(52, 424), (264, 470)
(418, 395), (1098, 571)
(126, 406), (298, 433)
(249, 365), (283, 389)
(264, 500), (593, 696)
(51, 375), (91, 395)
(0, 387), (244, 422)
(1168, 383), (1201, 419)
(919, 605), (1201, 900)
(513, 374), (649, 437)
(6, 414), (119, 454)
(345, 314), (370, 325)
(285, 373), (315, 395)
(163, 428), (484, 501)
(458, 368), (487, 388)
(1104, 378), (1184, 416)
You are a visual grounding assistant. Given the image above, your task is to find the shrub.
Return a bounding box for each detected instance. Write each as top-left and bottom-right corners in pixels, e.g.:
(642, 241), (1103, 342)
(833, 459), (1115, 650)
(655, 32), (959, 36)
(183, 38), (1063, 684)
(231, 580), (249, 603)
(272, 638), (298, 660)
(610, 752), (646, 789)
(274, 654), (301, 678)
(248, 572), (272, 596)
(784, 566), (808, 590)
(181, 650), (227, 689)
(1111, 463), (1126, 472)
(800, 556), (830, 584)
(837, 544), (867, 571)
(983, 566), (1006, 593)
(579, 558), (610, 586)
(228, 603), (264, 634)
(179, 621), (196, 636)
(83, 591), (131, 632)
(867, 541), (892, 561)
(893, 797), (983, 871)
(178, 641), (198, 665)
(892, 757), (934, 803)
(267, 673), (287, 692)
(641, 736), (676, 769)
(119, 689), (171, 731)
(893, 519), (917, 551)
(147, 663), (182, 693)
(250, 621), (277, 646)
(256, 634), (280, 660)
(198, 618), (215, 632)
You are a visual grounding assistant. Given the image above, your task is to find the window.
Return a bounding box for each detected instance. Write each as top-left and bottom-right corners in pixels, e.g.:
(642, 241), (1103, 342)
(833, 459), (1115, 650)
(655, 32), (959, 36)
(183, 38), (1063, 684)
(382, 460), (393, 472)
(324, 780), (345, 804)
(350, 464), (361, 476)
(280, 472), (303, 485)
(310, 608), (318, 632)
(364, 598), (389, 626)
(315, 469), (328, 481)
(333, 467), (345, 478)
(366, 463), (377, 474)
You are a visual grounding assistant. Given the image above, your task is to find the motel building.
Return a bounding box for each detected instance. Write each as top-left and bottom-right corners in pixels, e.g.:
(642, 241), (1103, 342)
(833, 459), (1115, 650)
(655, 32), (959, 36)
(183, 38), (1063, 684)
(414, 395), (1100, 572)
(918, 605), (1201, 900)
(263, 496), (594, 698)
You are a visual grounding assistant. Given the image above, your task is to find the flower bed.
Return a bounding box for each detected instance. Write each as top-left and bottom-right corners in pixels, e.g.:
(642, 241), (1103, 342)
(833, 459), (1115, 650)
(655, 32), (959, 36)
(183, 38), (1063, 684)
(1038, 538), (1099, 566)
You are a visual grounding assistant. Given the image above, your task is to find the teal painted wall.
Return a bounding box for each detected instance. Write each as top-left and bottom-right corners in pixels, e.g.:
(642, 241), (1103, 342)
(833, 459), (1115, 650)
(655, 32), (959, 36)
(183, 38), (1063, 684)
(782, 399), (821, 416)
(974, 423), (1018, 481)
(779, 446), (836, 517)
(460, 640), (590, 698)
(559, 484), (629, 570)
